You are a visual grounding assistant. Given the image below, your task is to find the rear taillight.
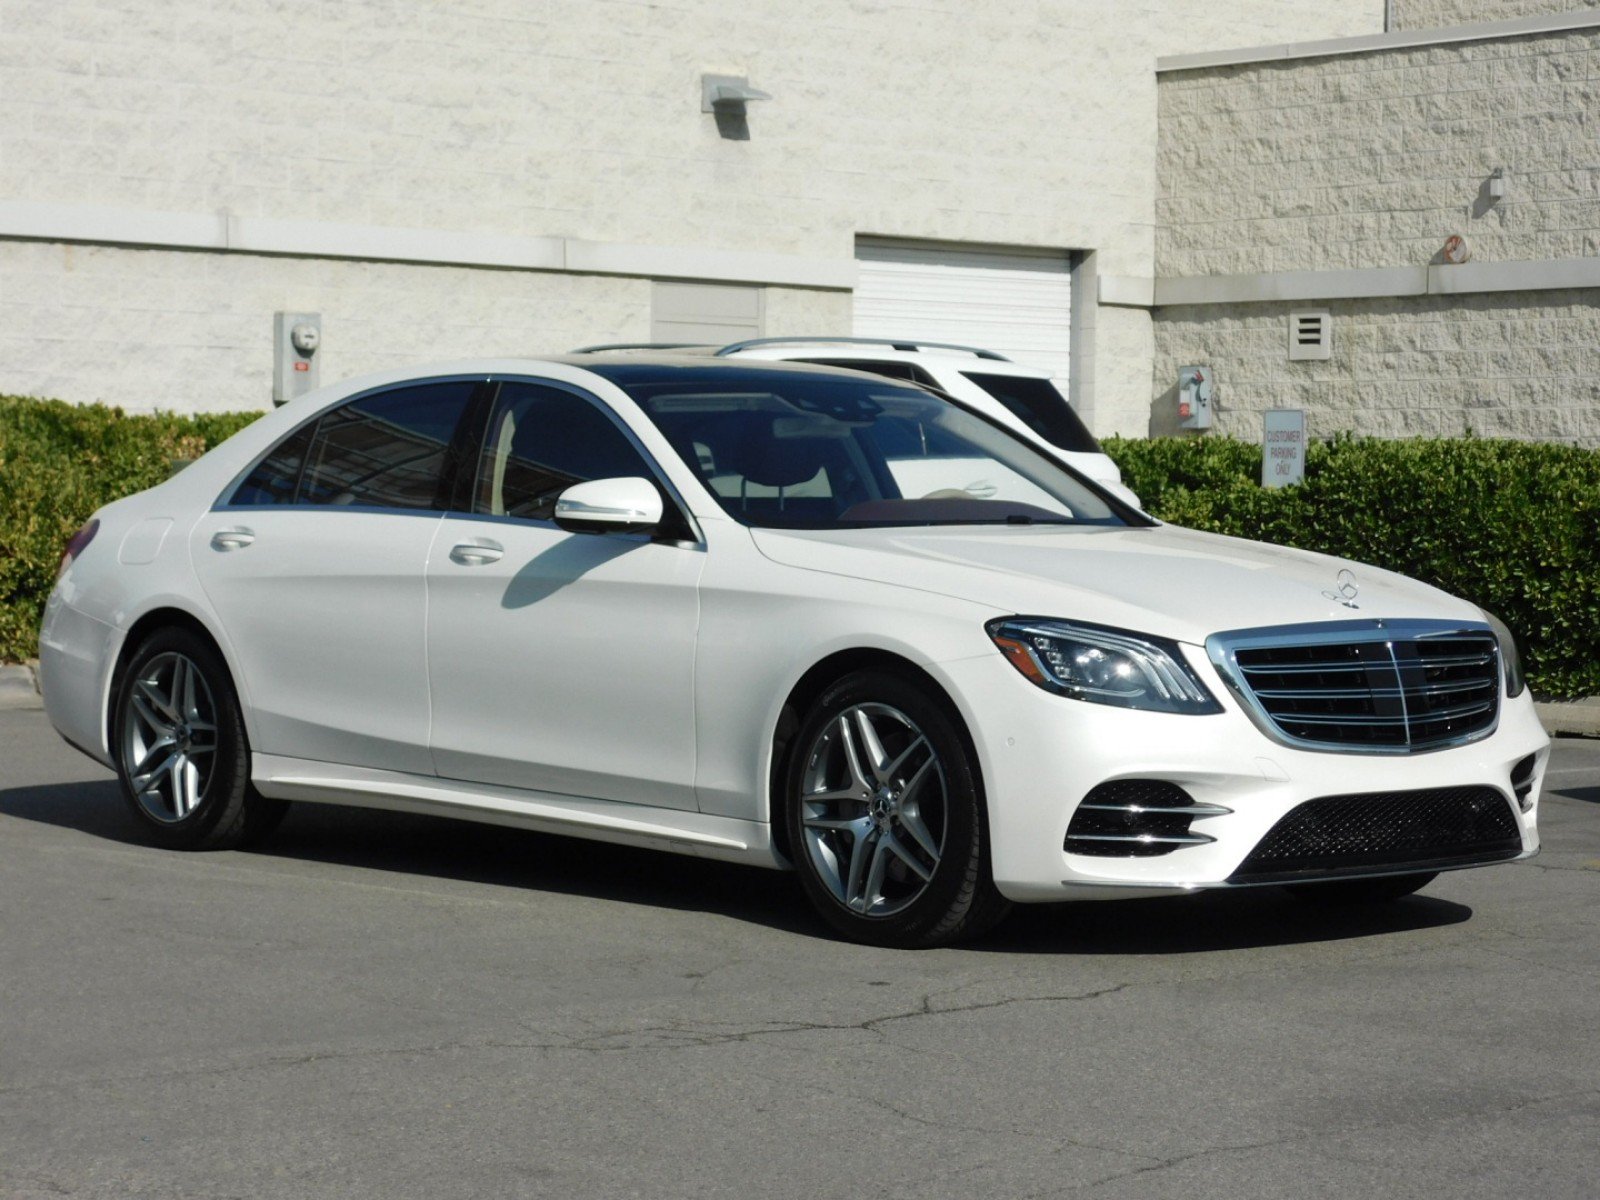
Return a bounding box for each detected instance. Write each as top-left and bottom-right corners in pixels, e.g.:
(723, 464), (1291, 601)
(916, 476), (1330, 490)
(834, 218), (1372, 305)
(58, 519), (100, 579)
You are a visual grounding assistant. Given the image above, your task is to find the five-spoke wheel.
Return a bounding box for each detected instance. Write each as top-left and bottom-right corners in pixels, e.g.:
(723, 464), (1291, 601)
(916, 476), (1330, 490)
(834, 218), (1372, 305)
(784, 670), (1008, 947)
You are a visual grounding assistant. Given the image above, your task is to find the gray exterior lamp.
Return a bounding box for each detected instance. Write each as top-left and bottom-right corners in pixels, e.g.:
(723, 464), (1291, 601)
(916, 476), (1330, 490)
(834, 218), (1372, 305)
(702, 73), (770, 139)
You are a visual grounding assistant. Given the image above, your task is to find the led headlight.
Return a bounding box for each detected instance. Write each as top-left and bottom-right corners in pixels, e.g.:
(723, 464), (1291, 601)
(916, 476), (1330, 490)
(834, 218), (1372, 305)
(987, 618), (1222, 714)
(1480, 609), (1526, 698)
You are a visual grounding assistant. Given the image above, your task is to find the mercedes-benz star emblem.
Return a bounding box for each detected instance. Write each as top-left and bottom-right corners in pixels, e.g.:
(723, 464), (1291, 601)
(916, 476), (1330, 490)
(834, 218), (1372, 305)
(1322, 569), (1360, 609)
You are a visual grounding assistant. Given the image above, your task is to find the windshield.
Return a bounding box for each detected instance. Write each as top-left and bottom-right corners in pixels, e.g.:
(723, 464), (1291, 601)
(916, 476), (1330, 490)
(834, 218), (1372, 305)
(620, 370), (1135, 530)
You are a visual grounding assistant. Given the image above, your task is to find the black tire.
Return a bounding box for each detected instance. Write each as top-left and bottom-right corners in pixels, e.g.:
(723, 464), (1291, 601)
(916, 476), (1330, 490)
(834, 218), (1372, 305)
(1283, 872), (1438, 906)
(112, 626), (287, 850)
(783, 669), (1010, 948)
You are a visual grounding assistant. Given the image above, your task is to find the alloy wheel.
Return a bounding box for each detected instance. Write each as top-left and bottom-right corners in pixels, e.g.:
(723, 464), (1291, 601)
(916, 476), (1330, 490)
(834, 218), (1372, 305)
(797, 702), (947, 917)
(119, 652), (218, 823)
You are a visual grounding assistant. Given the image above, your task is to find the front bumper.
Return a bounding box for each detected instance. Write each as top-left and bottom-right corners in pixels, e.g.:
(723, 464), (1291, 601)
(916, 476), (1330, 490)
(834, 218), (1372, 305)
(939, 649), (1547, 903)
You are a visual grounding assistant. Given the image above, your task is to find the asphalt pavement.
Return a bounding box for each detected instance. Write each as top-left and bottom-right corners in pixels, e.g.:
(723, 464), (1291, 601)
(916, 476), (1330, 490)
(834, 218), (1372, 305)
(1, 708), (1596, 1200)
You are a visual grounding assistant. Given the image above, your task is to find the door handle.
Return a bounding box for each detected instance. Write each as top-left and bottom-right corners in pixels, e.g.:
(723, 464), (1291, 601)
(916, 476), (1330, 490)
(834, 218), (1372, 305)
(449, 540), (504, 566)
(210, 528), (255, 551)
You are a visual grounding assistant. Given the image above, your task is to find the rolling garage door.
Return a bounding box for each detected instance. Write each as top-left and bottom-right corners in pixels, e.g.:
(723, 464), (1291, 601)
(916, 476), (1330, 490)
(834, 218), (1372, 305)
(852, 239), (1073, 384)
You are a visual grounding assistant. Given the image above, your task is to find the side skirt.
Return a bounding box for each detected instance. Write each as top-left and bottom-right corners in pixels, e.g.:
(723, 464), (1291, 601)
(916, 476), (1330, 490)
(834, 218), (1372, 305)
(252, 754), (784, 869)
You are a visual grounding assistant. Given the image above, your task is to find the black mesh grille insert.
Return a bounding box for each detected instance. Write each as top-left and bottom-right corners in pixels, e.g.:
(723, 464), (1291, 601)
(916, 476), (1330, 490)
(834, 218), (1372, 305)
(1231, 633), (1499, 751)
(1230, 786), (1522, 883)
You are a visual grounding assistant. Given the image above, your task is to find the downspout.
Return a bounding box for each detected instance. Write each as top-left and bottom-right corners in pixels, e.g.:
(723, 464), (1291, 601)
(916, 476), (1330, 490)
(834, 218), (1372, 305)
(1384, 0), (1394, 31)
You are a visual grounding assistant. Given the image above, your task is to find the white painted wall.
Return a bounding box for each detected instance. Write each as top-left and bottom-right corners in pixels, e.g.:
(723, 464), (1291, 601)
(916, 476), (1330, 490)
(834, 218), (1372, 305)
(0, 0), (1382, 418)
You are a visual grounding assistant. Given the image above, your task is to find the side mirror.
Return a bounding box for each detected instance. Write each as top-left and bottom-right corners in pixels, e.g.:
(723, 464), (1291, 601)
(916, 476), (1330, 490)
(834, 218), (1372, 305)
(552, 477), (664, 535)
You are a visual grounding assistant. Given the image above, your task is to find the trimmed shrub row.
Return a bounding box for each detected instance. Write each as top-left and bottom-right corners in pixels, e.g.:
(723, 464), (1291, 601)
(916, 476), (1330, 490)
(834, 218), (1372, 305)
(1103, 433), (1600, 700)
(0, 396), (261, 662)
(1, 395), (1595, 697)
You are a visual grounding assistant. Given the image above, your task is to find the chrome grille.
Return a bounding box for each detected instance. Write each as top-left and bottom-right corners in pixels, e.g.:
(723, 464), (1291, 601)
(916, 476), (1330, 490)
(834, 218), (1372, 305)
(1207, 620), (1501, 753)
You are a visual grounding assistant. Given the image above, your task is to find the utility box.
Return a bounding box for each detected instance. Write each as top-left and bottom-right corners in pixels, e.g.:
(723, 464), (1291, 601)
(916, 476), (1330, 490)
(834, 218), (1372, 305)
(273, 312), (322, 405)
(1177, 366), (1213, 430)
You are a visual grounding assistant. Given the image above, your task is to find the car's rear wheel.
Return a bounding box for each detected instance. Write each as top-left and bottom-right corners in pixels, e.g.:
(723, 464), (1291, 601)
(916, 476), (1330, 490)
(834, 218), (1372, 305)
(1283, 872), (1437, 905)
(784, 670), (1009, 947)
(113, 627), (286, 850)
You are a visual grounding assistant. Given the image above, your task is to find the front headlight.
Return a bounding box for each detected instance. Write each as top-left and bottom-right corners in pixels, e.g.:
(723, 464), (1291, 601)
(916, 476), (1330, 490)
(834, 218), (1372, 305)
(986, 618), (1222, 714)
(1480, 609), (1526, 698)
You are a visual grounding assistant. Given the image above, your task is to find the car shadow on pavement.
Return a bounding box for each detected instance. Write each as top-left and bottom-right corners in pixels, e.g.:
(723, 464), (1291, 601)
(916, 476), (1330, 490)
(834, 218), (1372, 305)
(981, 888), (1472, 955)
(2, 778), (1473, 952)
(0, 777), (819, 938)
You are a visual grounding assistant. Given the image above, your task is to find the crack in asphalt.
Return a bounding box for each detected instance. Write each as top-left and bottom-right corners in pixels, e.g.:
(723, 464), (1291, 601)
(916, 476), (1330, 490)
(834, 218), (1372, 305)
(0, 983), (1131, 1097)
(532, 981), (1131, 1052)
(1017, 1085), (1600, 1198)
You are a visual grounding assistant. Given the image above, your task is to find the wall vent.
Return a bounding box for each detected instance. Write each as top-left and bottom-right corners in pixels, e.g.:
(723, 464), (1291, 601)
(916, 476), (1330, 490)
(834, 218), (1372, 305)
(1288, 310), (1332, 361)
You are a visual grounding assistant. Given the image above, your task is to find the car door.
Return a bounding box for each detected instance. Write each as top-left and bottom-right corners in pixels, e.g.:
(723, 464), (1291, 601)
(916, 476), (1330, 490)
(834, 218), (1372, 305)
(192, 378), (483, 775)
(425, 377), (704, 810)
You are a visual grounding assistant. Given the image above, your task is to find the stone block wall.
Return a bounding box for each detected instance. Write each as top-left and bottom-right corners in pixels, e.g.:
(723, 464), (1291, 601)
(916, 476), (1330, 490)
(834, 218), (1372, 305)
(1157, 27), (1600, 277)
(1153, 20), (1600, 445)
(1154, 291), (1600, 443)
(1391, 1), (1589, 29)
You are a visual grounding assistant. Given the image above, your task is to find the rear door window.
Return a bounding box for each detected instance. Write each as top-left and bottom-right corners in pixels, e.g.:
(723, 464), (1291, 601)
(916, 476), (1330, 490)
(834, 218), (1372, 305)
(959, 372), (1100, 453)
(231, 381), (480, 509)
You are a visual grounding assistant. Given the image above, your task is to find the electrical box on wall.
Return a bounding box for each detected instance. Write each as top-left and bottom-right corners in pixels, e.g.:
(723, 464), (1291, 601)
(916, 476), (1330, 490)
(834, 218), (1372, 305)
(1177, 366), (1213, 430)
(273, 312), (321, 405)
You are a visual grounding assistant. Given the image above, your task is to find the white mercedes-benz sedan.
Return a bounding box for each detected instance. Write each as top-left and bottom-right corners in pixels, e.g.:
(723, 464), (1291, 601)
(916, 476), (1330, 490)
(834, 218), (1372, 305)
(40, 357), (1547, 947)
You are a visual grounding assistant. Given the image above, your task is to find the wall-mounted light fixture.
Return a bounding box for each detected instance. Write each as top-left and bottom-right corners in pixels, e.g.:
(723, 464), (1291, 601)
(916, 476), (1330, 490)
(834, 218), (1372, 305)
(1487, 167), (1507, 204)
(701, 74), (771, 115)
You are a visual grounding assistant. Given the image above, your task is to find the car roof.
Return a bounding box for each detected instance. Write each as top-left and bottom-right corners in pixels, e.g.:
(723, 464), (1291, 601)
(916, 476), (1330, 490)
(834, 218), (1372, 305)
(735, 346), (1054, 379)
(565, 338), (1055, 379)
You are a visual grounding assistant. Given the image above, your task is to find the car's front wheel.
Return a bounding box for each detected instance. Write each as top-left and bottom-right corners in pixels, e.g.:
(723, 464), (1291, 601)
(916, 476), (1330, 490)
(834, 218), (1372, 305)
(113, 626), (286, 850)
(783, 670), (1009, 947)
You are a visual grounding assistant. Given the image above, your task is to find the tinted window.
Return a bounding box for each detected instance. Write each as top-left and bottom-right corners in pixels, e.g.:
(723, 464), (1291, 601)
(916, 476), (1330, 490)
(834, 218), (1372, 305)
(475, 382), (657, 522)
(294, 382), (478, 510)
(231, 422), (314, 506)
(959, 372), (1100, 454)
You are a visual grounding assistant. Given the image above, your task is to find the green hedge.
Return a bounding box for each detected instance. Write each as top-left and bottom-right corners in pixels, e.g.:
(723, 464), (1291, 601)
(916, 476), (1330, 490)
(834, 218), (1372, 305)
(1103, 434), (1600, 700)
(0, 396), (262, 661)
(2, 395), (1596, 697)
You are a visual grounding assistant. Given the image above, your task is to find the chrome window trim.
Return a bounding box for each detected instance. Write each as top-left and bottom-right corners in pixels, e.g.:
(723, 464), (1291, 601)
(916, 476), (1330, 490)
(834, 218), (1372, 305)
(1205, 618), (1502, 757)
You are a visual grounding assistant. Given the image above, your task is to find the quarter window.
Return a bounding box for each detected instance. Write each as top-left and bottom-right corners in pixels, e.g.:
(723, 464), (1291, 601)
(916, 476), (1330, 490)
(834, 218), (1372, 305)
(475, 381), (660, 522)
(959, 372), (1100, 454)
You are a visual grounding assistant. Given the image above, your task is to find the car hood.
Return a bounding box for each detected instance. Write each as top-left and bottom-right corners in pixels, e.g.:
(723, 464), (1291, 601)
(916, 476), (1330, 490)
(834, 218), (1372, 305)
(751, 522), (1484, 645)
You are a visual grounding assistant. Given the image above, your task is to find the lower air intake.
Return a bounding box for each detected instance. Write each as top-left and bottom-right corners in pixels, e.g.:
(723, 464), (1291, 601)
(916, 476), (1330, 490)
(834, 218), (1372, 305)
(1065, 780), (1226, 858)
(1230, 786), (1522, 883)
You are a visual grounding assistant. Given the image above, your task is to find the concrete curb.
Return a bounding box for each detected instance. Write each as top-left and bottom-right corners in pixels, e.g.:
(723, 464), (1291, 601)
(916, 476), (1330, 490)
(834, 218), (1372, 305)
(1534, 697), (1600, 739)
(0, 661), (42, 711)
